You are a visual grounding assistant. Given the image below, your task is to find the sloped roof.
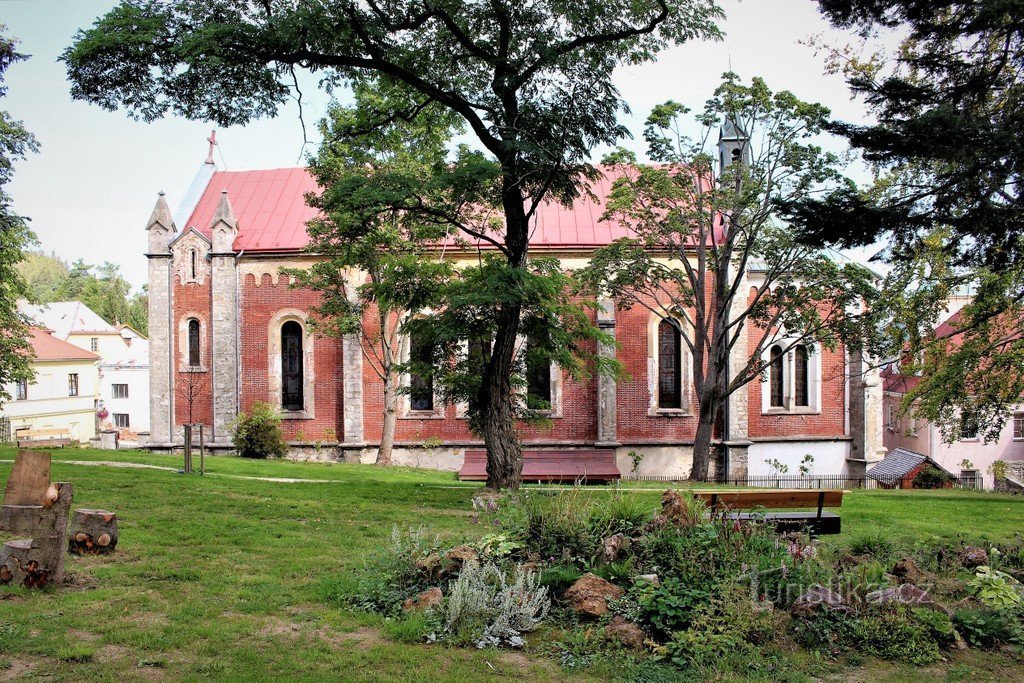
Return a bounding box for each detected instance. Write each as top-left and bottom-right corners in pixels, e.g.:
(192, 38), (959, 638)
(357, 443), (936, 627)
(182, 165), (689, 253)
(867, 447), (953, 481)
(26, 327), (99, 362)
(21, 301), (119, 340)
(101, 337), (149, 369)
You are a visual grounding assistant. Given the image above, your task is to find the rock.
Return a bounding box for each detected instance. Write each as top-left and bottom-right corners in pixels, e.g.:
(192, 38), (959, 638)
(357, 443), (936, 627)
(603, 615), (646, 651)
(660, 489), (700, 527)
(791, 585), (852, 618)
(402, 587), (443, 612)
(416, 553), (443, 579)
(892, 557), (935, 585)
(867, 584), (952, 616)
(636, 574), (660, 587)
(601, 534), (631, 563)
(838, 553), (872, 569)
(564, 573), (624, 619)
(443, 545), (479, 575)
(958, 546), (989, 569)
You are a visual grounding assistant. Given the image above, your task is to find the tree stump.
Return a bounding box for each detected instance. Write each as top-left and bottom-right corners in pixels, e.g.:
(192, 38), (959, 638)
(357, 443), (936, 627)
(0, 482), (73, 589)
(68, 509), (119, 554)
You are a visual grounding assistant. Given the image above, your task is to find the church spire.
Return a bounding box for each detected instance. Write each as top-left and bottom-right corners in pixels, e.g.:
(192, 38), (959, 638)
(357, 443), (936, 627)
(718, 117), (751, 172)
(146, 191), (176, 255)
(210, 190), (238, 253)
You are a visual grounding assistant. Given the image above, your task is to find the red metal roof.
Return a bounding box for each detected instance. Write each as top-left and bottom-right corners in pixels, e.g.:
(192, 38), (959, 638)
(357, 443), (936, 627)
(27, 327), (99, 362)
(184, 165), (718, 253)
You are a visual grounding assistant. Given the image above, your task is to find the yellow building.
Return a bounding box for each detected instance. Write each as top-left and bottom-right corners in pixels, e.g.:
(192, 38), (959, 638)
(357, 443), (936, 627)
(1, 327), (100, 443)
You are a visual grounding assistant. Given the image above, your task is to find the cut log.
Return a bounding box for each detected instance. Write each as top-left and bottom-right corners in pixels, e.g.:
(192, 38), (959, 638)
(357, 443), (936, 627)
(0, 482), (73, 588)
(0, 504), (42, 536)
(68, 509), (119, 554)
(1, 451), (51, 534)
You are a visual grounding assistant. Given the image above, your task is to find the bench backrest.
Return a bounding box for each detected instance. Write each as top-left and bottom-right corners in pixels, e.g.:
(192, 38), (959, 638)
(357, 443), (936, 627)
(690, 489), (844, 511)
(17, 428), (72, 439)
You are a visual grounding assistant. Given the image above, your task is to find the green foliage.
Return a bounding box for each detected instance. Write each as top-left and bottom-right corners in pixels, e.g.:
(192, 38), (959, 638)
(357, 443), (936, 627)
(913, 466), (953, 489)
(0, 28), (38, 406)
(577, 73), (876, 480)
(911, 607), (956, 646)
(846, 529), (897, 559)
(320, 526), (440, 618)
(850, 611), (942, 664)
(383, 611), (437, 644)
(966, 566), (1024, 609)
(539, 564), (584, 594)
(231, 402), (288, 459)
(954, 607), (1024, 649)
(637, 576), (714, 639)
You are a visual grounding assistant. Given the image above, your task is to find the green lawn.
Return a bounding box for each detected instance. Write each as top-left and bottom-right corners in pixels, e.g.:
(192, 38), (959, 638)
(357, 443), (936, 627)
(1, 447), (1022, 681)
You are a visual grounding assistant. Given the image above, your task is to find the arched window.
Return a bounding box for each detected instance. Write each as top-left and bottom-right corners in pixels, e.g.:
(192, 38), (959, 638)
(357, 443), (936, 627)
(658, 319), (682, 409)
(409, 332), (434, 411)
(769, 345), (785, 407)
(187, 319), (201, 367)
(281, 321), (304, 411)
(794, 345), (809, 407)
(526, 339), (551, 409)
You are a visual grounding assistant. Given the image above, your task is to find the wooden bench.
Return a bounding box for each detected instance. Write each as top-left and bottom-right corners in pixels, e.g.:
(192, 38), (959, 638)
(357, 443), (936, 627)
(459, 449), (621, 483)
(691, 489), (845, 535)
(15, 428), (74, 449)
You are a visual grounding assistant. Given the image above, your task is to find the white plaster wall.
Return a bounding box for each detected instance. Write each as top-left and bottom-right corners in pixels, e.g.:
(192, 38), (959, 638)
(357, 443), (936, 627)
(747, 440), (850, 477)
(929, 410), (1024, 488)
(615, 446), (694, 479)
(99, 366), (150, 433)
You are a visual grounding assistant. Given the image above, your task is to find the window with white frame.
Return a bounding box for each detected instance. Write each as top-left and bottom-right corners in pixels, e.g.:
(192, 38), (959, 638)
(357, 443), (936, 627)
(959, 469), (980, 489)
(959, 412), (980, 441)
(68, 373), (79, 397)
(658, 319), (683, 409)
(112, 383), (129, 399)
(113, 413), (130, 428)
(90, 337), (98, 352)
(1014, 412), (1024, 440)
(762, 342), (821, 413)
(15, 379), (27, 401)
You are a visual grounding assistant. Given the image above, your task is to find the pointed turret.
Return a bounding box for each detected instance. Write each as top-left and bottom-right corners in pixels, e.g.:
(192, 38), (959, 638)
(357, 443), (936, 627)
(146, 192), (177, 254)
(210, 190), (238, 253)
(718, 118), (751, 172)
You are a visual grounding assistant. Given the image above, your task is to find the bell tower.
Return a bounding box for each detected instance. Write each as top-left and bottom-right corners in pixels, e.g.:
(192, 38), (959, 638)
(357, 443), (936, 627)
(718, 118), (751, 173)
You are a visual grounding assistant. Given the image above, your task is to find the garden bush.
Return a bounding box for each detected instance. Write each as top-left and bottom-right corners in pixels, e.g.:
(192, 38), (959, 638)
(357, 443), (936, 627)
(231, 402), (288, 459)
(913, 466), (953, 489)
(441, 561), (550, 648)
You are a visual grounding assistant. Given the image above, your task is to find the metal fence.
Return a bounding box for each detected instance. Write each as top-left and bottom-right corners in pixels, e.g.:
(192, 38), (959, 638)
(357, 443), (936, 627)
(622, 472), (993, 491)
(0, 417), (10, 445)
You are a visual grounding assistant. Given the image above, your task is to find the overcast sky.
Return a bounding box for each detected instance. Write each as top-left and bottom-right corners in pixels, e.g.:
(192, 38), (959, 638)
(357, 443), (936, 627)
(3, 0), (876, 291)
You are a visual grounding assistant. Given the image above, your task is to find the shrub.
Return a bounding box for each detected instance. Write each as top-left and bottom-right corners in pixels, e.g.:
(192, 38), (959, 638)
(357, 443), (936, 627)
(539, 564), (584, 594)
(518, 488), (602, 564)
(954, 607), (1024, 648)
(851, 611), (941, 664)
(232, 402), (288, 459)
(966, 566), (1023, 608)
(845, 529), (897, 560)
(913, 466), (952, 489)
(442, 561), (550, 648)
(636, 576), (714, 640)
(321, 526), (440, 616)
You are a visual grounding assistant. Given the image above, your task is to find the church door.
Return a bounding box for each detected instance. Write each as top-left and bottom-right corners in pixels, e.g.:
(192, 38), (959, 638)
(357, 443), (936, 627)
(281, 321), (304, 411)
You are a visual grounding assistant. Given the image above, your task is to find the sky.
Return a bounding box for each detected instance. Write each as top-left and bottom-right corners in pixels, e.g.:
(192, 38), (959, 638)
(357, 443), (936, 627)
(2, 0), (877, 291)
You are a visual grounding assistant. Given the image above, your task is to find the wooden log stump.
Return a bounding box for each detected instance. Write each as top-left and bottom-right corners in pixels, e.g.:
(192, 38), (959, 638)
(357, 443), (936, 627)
(0, 504), (42, 536)
(68, 509), (119, 554)
(0, 482), (73, 589)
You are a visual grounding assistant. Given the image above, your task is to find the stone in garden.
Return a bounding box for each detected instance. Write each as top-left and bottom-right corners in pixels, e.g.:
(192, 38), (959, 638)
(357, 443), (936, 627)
(891, 557), (934, 584)
(402, 587), (443, 612)
(443, 545), (479, 575)
(791, 585), (852, 618)
(601, 533), (631, 563)
(564, 573), (624, 619)
(636, 574), (660, 586)
(866, 584), (952, 616)
(416, 553), (443, 579)
(958, 546), (989, 568)
(603, 615), (646, 651)
(67, 509), (119, 555)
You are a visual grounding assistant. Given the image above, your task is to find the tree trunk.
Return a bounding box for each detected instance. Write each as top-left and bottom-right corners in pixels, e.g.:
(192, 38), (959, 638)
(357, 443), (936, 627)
(68, 508), (119, 555)
(691, 409), (716, 482)
(481, 302), (524, 491)
(377, 371), (398, 466)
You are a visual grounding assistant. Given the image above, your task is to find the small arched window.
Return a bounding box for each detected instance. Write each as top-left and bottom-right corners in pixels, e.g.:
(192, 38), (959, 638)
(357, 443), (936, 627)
(281, 321), (304, 411)
(769, 345), (785, 408)
(187, 319), (201, 367)
(794, 345), (809, 407)
(190, 249), (197, 280)
(658, 319), (682, 409)
(409, 332), (434, 411)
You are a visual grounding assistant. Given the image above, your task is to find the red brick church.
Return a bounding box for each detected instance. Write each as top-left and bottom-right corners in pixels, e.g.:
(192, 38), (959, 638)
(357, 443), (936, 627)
(145, 139), (886, 480)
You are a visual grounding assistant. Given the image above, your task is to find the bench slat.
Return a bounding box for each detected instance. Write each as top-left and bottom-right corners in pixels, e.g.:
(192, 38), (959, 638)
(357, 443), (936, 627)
(691, 489), (844, 509)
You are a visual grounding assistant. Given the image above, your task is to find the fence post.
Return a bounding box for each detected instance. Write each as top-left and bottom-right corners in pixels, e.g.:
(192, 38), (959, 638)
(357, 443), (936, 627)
(199, 424), (205, 476)
(183, 424), (193, 474)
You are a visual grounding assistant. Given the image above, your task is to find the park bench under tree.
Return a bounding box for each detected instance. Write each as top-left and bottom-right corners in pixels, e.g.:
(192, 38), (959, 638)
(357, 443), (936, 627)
(691, 489), (845, 536)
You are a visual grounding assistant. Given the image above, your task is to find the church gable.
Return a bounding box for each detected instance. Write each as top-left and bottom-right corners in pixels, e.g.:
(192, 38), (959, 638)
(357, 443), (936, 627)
(170, 228), (211, 286)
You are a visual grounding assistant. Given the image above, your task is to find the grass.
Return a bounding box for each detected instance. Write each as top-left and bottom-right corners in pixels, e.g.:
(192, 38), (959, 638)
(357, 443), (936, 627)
(1, 446), (1023, 681)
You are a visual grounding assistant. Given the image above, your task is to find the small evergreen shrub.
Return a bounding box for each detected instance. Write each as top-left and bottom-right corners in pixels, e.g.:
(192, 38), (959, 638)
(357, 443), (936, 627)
(850, 611), (941, 664)
(232, 402), (289, 459)
(913, 466), (952, 489)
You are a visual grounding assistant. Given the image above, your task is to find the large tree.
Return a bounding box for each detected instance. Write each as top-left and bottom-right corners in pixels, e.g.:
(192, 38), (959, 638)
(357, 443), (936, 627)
(580, 75), (876, 481)
(0, 28), (38, 407)
(786, 0), (1024, 440)
(63, 0), (722, 489)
